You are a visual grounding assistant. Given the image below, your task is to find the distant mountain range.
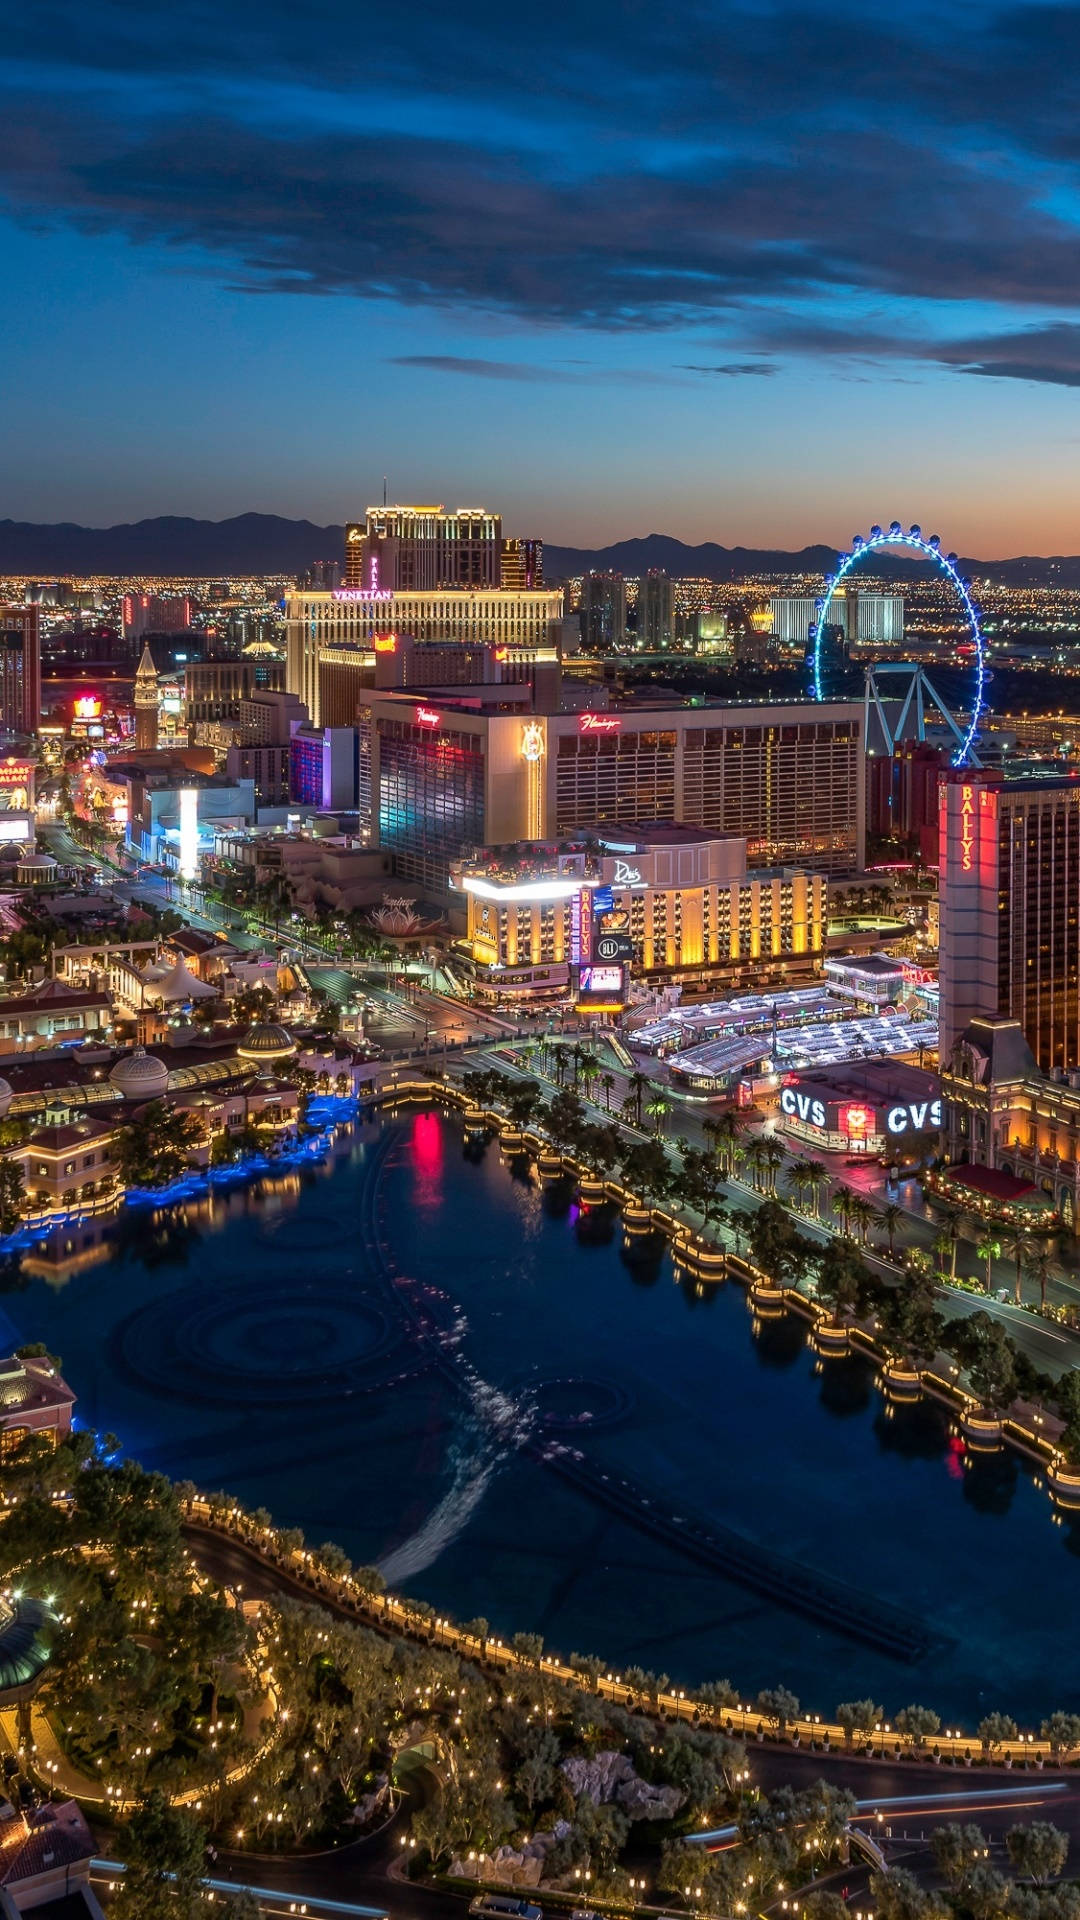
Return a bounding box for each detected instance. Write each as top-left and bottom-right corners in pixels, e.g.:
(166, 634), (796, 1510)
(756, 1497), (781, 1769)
(1, 514), (1079, 588)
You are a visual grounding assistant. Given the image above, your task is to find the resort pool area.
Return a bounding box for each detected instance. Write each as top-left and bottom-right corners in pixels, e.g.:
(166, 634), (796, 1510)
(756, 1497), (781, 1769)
(4, 1106), (1079, 1725)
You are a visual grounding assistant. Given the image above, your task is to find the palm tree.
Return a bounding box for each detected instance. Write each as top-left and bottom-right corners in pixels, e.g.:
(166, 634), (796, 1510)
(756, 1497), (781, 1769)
(801, 1157), (828, 1219)
(1002, 1223), (1033, 1304)
(931, 1227), (953, 1282)
(848, 1194), (874, 1246)
(830, 1183), (857, 1238)
(975, 1229), (1000, 1292)
(704, 1109), (741, 1176)
(599, 1071), (616, 1112)
(878, 1202), (904, 1260)
(578, 1050), (601, 1103)
(763, 1138), (785, 1195)
(645, 1092), (671, 1136)
(627, 1071), (650, 1126)
(1023, 1243), (1054, 1313)
(744, 1138), (768, 1193)
(784, 1158), (813, 1213)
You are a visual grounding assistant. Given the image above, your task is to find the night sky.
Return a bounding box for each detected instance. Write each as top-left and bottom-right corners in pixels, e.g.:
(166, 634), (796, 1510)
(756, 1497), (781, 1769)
(5, 0), (1080, 551)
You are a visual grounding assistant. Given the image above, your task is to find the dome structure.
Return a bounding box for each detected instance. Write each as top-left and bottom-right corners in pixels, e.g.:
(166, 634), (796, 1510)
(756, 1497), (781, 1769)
(237, 1023), (297, 1064)
(0, 1077), (13, 1120)
(108, 1050), (170, 1101)
(0, 1594), (54, 1698)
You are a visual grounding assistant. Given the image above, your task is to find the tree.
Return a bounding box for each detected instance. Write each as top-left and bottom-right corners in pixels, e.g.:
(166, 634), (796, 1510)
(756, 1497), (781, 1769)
(1041, 1713), (1080, 1760)
(627, 1071), (650, 1126)
(115, 1101), (204, 1188)
(975, 1229), (1001, 1292)
(895, 1704), (941, 1748)
(113, 1792), (215, 1920)
(803, 1896), (848, 1920)
(755, 1685), (799, 1733)
(978, 1711), (1019, 1757)
(0, 1160), (24, 1232)
(1025, 1245), (1055, 1313)
(1007, 1823), (1070, 1887)
(878, 1201), (904, 1259)
(830, 1182), (858, 1237)
(947, 1310), (1017, 1412)
(1003, 1225), (1034, 1304)
(600, 1072), (617, 1112)
(963, 1865), (1015, 1920)
(645, 1092), (671, 1136)
(930, 1822), (991, 1891)
(835, 1698), (883, 1747)
(815, 1237), (866, 1325)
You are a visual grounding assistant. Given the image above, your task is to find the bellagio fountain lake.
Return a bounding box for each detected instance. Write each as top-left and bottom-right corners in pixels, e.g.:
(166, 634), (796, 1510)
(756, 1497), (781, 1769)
(4, 1106), (1078, 1724)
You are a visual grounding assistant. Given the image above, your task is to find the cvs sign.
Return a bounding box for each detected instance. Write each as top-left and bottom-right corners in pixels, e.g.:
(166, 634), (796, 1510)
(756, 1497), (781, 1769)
(886, 1098), (942, 1135)
(780, 1086), (826, 1129)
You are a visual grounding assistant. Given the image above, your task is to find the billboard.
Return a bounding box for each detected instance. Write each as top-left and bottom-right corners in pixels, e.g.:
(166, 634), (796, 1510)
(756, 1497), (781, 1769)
(595, 931), (634, 964)
(578, 965), (623, 995)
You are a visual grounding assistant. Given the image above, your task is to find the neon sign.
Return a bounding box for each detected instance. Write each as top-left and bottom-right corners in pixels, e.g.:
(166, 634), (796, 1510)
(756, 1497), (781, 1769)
(521, 722), (545, 762)
(579, 713), (621, 734)
(613, 859), (643, 886)
(780, 1087), (826, 1128)
(960, 783), (975, 871)
(374, 636), (397, 653)
(887, 1099), (943, 1134)
(333, 588), (394, 603)
(841, 1104), (871, 1135)
(415, 705), (441, 728)
(74, 695), (102, 720)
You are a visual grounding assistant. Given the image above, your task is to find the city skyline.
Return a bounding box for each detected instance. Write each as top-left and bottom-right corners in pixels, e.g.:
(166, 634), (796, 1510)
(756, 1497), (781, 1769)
(6, 0), (1080, 551)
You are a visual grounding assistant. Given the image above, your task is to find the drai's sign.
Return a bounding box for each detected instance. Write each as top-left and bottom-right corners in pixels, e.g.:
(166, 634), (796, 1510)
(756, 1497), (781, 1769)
(612, 859), (644, 886)
(886, 1098), (942, 1135)
(780, 1087), (826, 1128)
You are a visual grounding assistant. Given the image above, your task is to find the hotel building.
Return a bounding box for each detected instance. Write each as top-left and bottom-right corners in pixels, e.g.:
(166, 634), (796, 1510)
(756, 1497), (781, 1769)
(451, 827), (826, 1001)
(361, 694), (865, 902)
(344, 504), (505, 590)
(286, 586), (566, 725)
(941, 1014), (1080, 1230)
(0, 605), (41, 737)
(939, 771), (1080, 1072)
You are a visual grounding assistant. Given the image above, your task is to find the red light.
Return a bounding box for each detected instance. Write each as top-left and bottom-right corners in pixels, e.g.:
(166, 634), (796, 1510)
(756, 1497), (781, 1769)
(578, 712), (621, 734)
(414, 705), (441, 728)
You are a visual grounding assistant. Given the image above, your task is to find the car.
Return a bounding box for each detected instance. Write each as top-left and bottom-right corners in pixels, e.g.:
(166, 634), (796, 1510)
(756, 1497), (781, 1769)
(468, 1899), (542, 1920)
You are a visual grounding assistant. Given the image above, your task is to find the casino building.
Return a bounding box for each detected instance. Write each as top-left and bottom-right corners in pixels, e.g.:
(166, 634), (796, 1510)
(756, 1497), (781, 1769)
(361, 694), (865, 903)
(776, 1060), (943, 1157)
(451, 827), (827, 1004)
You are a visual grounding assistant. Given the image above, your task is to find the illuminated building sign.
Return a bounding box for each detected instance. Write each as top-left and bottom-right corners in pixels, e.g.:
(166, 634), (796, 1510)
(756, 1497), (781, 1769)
(780, 1087), (826, 1128)
(886, 1099), (942, 1134)
(374, 636), (397, 653)
(841, 1104), (871, 1136)
(414, 706), (441, 728)
(0, 760), (33, 787)
(612, 859), (644, 887)
(579, 713), (621, 734)
(960, 784), (975, 871)
(333, 588), (395, 603)
(521, 721), (545, 762)
(74, 695), (102, 720)
(464, 875), (586, 902)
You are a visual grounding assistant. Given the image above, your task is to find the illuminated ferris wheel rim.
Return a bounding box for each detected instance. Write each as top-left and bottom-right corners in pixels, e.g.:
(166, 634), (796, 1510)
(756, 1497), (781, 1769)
(812, 522), (985, 766)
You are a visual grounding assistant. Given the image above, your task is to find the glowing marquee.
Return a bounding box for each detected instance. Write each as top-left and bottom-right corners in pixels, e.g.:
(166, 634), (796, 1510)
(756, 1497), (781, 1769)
(579, 713), (621, 734)
(414, 706), (441, 728)
(333, 588), (394, 604)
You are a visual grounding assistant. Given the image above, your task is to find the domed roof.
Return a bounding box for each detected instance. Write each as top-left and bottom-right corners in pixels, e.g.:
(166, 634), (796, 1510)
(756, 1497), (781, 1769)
(237, 1023), (297, 1062)
(0, 1595), (54, 1696)
(108, 1049), (170, 1100)
(0, 1077), (13, 1120)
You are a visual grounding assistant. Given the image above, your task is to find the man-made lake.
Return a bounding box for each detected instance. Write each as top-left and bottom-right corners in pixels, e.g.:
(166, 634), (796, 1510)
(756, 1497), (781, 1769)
(6, 1108), (1077, 1724)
